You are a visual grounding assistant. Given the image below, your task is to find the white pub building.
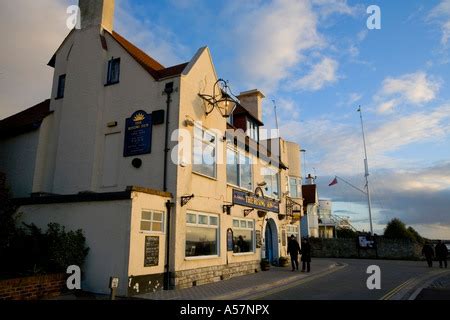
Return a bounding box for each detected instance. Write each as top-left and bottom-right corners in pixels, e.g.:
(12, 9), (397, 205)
(0, 0), (306, 296)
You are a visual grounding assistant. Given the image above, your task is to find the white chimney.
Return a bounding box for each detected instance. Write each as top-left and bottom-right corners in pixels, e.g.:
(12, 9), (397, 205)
(237, 89), (265, 123)
(79, 0), (115, 32)
(306, 174), (316, 185)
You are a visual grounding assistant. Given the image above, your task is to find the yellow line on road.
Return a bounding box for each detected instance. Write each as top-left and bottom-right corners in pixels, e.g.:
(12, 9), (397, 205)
(379, 277), (416, 300)
(248, 263), (348, 300)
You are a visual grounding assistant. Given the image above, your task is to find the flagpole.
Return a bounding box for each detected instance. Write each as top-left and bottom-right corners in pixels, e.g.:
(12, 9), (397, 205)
(357, 106), (374, 236)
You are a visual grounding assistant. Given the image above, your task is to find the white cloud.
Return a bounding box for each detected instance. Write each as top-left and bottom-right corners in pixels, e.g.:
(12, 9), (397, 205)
(348, 93), (362, 106)
(280, 104), (450, 175)
(442, 20), (450, 45)
(293, 57), (339, 91)
(115, 0), (187, 66)
(0, 0), (71, 119)
(311, 0), (358, 17)
(381, 72), (440, 104)
(231, 0), (324, 92)
(375, 72), (441, 113)
(357, 30), (368, 42)
(377, 99), (397, 114)
(428, 0), (450, 47)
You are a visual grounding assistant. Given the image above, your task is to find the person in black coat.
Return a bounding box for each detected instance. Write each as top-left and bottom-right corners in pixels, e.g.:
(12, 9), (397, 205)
(435, 240), (448, 268)
(422, 243), (434, 268)
(287, 235), (301, 271)
(300, 237), (312, 272)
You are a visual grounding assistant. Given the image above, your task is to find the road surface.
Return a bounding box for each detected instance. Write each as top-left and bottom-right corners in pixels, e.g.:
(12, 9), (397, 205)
(249, 258), (450, 300)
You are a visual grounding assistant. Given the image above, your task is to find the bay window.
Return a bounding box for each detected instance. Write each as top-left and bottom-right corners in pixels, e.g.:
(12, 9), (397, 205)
(186, 212), (219, 257)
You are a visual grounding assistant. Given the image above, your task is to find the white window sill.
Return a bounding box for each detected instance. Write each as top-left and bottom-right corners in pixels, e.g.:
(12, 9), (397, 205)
(185, 255), (220, 261)
(192, 171), (217, 181)
(232, 252), (255, 256)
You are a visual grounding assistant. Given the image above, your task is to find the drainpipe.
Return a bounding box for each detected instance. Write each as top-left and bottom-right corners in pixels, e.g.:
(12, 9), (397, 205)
(163, 82), (174, 290)
(164, 200), (173, 290)
(163, 82), (174, 192)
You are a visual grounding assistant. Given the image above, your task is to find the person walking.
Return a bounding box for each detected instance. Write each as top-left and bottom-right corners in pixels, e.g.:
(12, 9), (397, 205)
(287, 235), (301, 271)
(422, 243), (435, 268)
(435, 240), (448, 268)
(300, 237), (312, 272)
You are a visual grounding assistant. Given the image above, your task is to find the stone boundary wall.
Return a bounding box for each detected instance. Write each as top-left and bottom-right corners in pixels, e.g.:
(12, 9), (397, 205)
(0, 273), (67, 300)
(310, 238), (423, 260)
(173, 260), (261, 289)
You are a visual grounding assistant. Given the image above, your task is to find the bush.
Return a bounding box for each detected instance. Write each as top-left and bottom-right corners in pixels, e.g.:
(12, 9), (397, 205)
(1, 222), (89, 276)
(384, 218), (424, 244)
(336, 228), (358, 239)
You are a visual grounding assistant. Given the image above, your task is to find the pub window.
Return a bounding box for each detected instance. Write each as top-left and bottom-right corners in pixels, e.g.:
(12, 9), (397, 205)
(140, 210), (165, 233)
(289, 176), (301, 198)
(106, 57), (120, 85)
(246, 118), (259, 142)
(186, 212), (219, 257)
(193, 124), (217, 178)
(56, 74), (66, 99)
(226, 146), (253, 191)
(262, 166), (280, 199)
(232, 218), (255, 253)
(286, 225), (299, 242)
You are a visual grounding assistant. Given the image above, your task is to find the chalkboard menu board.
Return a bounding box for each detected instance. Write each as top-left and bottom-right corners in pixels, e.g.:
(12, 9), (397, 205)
(144, 236), (159, 267)
(255, 230), (262, 248)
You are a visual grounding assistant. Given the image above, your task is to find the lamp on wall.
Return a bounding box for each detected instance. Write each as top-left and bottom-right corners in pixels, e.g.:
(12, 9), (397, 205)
(198, 79), (237, 118)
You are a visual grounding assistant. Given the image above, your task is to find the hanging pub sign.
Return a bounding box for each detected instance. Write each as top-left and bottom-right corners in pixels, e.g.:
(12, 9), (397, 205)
(124, 110), (152, 157)
(232, 188), (280, 213)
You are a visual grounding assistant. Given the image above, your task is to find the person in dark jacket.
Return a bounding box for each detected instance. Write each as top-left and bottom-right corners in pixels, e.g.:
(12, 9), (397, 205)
(435, 240), (448, 268)
(422, 243), (434, 268)
(287, 235), (301, 271)
(300, 237), (312, 272)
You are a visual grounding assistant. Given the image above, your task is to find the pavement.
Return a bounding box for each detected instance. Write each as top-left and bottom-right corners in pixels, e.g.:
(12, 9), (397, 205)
(49, 258), (450, 300)
(136, 259), (342, 300)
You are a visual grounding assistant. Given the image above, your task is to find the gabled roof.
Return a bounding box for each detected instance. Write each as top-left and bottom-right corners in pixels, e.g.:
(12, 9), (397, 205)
(48, 29), (188, 80)
(107, 30), (188, 80)
(302, 184), (317, 207)
(0, 100), (52, 139)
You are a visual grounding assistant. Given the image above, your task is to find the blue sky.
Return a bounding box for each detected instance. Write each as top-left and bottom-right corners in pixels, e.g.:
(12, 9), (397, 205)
(1, 0), (449, 238)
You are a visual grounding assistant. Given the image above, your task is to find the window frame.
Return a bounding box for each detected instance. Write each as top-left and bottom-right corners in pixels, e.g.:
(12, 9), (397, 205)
(55, 74), (66, 99)
(262, 166), (280, 199)
(105, 57), (121, 86)
(226, 145), (253, 191)
(185, 211), (220, 259)
(289, 176), (301, 198)
(140, 209), (165, 234)
(246, 118), (259, 142)
(192, 123), (217, 179)
(232, 218), (256, 254)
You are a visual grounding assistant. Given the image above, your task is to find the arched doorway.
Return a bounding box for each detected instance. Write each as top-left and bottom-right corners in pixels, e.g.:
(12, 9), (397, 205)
(264, 218), (279, 265)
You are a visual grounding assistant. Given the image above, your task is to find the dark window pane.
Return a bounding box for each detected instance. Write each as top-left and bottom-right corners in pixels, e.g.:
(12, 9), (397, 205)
(233, 229), (254, 253)
(107, 58), (120, 84)
(57, 74), (66, 98)
(185, 226), (218, 257)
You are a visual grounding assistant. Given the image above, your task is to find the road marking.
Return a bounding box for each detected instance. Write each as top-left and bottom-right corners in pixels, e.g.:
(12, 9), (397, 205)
(248, 263), (348, 300)
(380, 269), (450, 300)
(379, 277), (416, 300)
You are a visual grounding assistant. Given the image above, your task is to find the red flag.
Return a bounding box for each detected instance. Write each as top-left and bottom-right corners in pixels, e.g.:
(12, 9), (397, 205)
(328, 177), (338, 186)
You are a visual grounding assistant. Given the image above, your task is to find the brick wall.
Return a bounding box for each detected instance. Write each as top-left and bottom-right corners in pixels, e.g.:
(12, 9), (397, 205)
(0, 273), (67, 300)
(172, 260), (261, 289)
